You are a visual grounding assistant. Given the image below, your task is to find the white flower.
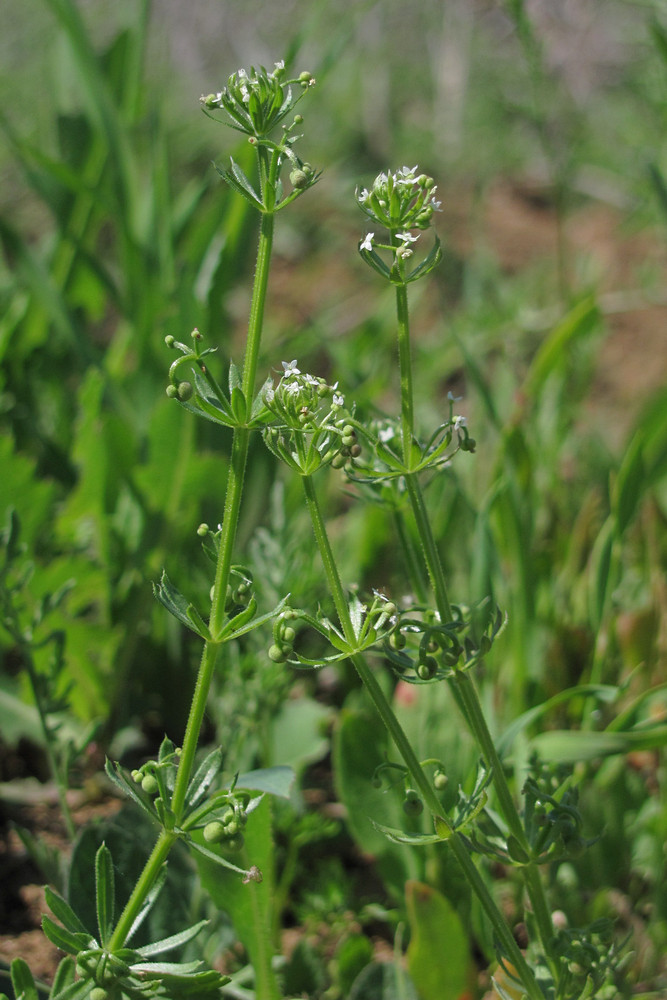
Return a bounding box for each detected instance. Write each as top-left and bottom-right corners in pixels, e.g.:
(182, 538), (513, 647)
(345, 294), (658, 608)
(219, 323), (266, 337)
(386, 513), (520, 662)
(360, 233), (374, 252)
(332, 392), (344, 407)
(453, 415), (467, 431)
(282, 359), (300, 375)
(273, 60), (284, 72)
(396, 232), (419, 244)
(378, 425), (395, 443)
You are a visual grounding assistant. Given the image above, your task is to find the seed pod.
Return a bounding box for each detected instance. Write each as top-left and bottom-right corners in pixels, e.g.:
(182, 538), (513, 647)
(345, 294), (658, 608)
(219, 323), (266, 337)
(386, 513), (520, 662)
(268, 644), (287, 662)
(166, 384), (178, 399)
(224, 833), (245, 853)
(349, 444), (362, 458)
(280, 625), (296, 643)
(403, 789), (424, 816)
(433, 770), (448, 790)
(203, 821), (226, 844)
(177, 381), (193, 401)
(90, 989), (109, 1000)
(164, 335), (175, 348)
(331, 453), (346, 470)
(389, 630), (406, 650)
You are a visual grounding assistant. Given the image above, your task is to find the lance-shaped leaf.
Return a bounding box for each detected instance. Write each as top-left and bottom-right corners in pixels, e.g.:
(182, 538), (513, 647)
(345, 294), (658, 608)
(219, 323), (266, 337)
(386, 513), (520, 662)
(44, 886), (91, 938)
(42, 915), (93, 955)
(8, 959), (39, 1000)
(104, 759), (157, 820)
(186, 747), (224, 810)
(370, 820), (444, 846)
(135, 919), (210, 958)
(358, 243), (393, 281)
(187, 838), (260, 880)
(95, 844), (115, 945)
(217, 158), (264, 211)
(403, 235), (442, 284)
(153, 572), (211, 640)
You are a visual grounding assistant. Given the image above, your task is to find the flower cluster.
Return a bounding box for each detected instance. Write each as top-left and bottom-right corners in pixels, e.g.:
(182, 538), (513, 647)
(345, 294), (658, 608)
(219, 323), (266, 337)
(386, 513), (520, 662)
(201, 62), (315, 139)
(262, 361), (358, 475)
(356, 165), (441, 232)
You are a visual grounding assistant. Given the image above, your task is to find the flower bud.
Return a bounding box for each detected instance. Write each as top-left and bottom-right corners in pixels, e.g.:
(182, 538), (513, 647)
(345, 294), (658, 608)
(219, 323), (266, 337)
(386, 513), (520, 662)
(290, 168), (309, 189)
(417, 657), (437, 680)
(298, 71), (313, 84)
(164, 335), (175, 348)
(433, 770), (448, 790)
(403, 789), (424, 816)
(141, 774), (159, 795)
(294, 114), (303, 124)
(197, 523), (209, 537)
(203, 821), (226, 844)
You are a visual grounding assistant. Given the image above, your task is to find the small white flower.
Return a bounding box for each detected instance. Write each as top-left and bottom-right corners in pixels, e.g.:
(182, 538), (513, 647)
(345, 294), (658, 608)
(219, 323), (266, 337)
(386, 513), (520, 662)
(396, 246), (413, 260)
(332, 391), (344, 407)
(273, 60), (285, 72)
(453, 415), (467, 431)
(378, 425), (395, 443)
(396, 232), (419, 244)
(282, 359), (300, 375)
(284, 381), (301, 397)
(447, 391), (462, 402)
(303, 373), (319, 386)
(360, 233), (374, 252)
(264, 385), (275, 404)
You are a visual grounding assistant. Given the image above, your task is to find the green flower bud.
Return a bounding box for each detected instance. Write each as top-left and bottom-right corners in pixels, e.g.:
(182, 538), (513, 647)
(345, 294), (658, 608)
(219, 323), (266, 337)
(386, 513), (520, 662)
(131, 769), (142, 783)
(403, 789), (424, 816)
(382, 602), (397, 617)
(290, 168), (309, 189)
(203, 821), (226, 844)
(298, 71), (313, 84)
(294, 114), (303, 124)
(164, 335), (175, 348)
(197, 523), (209, 537)
(224, 833), (245, 852)
(417, 657), (437, 680)
(433, 770), (448, 790)
(389, 630), (406, 650)
(141, 774), (159, 795)
(177, 381), (193, 401)
(203, 94), (218, 108)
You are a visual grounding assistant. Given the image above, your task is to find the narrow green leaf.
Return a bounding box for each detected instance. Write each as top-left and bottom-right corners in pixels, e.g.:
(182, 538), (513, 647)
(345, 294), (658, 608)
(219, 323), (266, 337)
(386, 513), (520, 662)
(186, 747), (224, 810)
(135, 919), (209, 958)
(50, 957), (76, 999)
(530, 725), (667, 764)
(10, 959), (39, 1000)
(42, 915), (92, 955)
(153, 572), (210, 638)
(523, 295), (599, 399)
(104, 759), (158, 819)
(370, 819), (443, 846)
(125, 867), (167, 944)
(588, 517), (615, 633)
(95, 843), (115, 945)
(44, 887), (90, 937)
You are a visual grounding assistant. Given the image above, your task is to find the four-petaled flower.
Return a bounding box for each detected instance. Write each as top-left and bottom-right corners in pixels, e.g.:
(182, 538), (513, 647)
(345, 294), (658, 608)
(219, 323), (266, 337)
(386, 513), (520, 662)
(360, 233), (374, 252)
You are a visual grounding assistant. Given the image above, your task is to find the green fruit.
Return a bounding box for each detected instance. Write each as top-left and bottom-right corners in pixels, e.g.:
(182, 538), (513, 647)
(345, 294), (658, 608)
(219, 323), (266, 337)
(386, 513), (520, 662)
(203, 821), (226, 844)
(403, 790), (424, 816)
(141, 774), (159, 795)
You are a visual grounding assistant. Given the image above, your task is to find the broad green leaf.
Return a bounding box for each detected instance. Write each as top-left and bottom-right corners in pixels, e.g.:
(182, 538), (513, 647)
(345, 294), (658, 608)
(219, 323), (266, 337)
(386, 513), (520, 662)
(406, 881), (472, 1000)
(194, 796), (278, 997)
(235, 765), (295, 799)
(95, 843), (115, 944)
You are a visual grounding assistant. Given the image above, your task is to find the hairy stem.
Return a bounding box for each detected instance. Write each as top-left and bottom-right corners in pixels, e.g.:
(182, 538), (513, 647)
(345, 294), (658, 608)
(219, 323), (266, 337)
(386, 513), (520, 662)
(302, 473), (543, 1000)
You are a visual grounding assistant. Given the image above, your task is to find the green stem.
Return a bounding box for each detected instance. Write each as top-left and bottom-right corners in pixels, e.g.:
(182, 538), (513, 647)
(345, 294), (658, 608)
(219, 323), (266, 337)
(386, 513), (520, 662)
(302, 473), (543, 1000)
(110, 191), (276, 951)
(109, 829), (175, 949)
(394, 280), (556, 974)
